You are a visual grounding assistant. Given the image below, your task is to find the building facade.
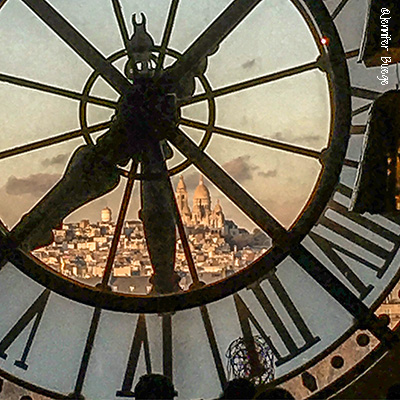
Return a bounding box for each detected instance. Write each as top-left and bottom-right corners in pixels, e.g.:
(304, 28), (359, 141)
(175, 175), (225, 230)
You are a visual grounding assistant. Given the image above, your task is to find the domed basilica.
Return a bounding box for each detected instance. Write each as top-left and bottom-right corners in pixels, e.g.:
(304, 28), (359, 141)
(175, 175), (225, 230)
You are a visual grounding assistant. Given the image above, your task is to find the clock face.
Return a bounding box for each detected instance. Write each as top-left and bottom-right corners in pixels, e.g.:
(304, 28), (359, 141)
(0, 0), (399, 399)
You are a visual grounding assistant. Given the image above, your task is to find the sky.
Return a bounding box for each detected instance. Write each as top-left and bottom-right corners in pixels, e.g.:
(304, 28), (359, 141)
(0, 0), (331, 233)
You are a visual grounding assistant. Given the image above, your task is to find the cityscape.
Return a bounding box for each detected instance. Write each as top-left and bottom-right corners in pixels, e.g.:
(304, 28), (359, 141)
(32, 175), (271, 294)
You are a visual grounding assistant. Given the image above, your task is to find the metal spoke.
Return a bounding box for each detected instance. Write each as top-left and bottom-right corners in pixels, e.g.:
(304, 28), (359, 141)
(343, 159), (358, 168)
(345, 49), (359, 59)
(0, 72), (117, 109)
(352, 103), (372, 117)
(350, 125), (366, 135)
(352, 87), (380, 101)
(166, 0), (262, 82)
(180, 118), (322, 160)
(101, 162), (138, 289)
(0, 0), (9, 10)
(332, 0), (352, 20)
(170, 186), (200, 287)
(20, 0), (129, 94)
(179, 60), (320, 107)
(170, 130), (288, 244)
(0, 121), (110, 161)
(156, 0), (180, 71)
(111, 0), (130, 50)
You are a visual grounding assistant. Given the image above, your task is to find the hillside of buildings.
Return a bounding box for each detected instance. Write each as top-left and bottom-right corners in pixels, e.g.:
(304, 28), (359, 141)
(33, 175), (271, 294)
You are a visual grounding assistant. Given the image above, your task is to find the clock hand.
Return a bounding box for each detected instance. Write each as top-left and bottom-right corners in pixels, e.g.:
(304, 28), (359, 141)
(9, 125), (130, 252)
(10, 81), (178, 262)
(165, 0), (262, 84)
(140, 139), (181, 294)
(121, 52), (182, 294)
(9, 13), (183, 255)
(6, 81), (146, 252)
(8, 82), (147, 252)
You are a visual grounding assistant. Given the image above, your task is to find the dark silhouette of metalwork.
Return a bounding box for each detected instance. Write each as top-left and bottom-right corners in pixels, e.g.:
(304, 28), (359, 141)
(219, 378), (256, 400)
(8, 13), (199, 294)
(254, 387), (294, 400)
(350, 90), (400, 214)
(225, 335), (275, 385)
(133, 373), (178, 400)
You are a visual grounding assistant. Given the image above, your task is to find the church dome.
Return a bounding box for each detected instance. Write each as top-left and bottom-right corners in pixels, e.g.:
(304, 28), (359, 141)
(193, 175), (210, 201)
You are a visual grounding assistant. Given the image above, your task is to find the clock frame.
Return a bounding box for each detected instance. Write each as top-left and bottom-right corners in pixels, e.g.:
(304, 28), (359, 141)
(0, 0), (399, 399)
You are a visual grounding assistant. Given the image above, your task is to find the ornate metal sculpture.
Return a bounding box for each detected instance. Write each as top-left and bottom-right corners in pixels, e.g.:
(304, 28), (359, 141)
(125, 13), (156, 78)
(225, 335), (275, 385)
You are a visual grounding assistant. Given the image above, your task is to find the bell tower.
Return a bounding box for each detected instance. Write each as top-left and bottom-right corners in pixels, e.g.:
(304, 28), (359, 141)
(175, 176), (192, 225)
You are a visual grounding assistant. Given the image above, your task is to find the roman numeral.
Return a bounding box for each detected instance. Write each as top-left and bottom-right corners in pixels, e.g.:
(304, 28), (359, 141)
(308, 231), (374, 299)
(234, 294), (274, 375)
(71, 307), (102, 400)
(335, 184), (400, 250)
(162, 313), (173, 381)
(200, 306), (227, 389)
(117, 314), (152, 398)
(234, 273), (320, 368)
(0, 289), (50, 370)
(307, 183), (400, 298)
(291, 244), (395, 344)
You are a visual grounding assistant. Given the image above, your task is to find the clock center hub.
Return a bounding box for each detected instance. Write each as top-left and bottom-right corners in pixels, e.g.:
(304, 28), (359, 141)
(116, 78), (178, 148)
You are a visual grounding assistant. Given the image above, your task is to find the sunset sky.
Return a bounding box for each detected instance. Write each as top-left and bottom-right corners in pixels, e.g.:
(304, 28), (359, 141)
(0, 0), (335, 232)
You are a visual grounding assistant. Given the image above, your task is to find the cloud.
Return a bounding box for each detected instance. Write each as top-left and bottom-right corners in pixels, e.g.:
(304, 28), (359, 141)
(258, 169), (278, 178)
(241, 59), (256, 69)
(5, 173), (61, 197)
(41, 153), (69, 168)
(272, 131), (285, 140)
(172, 156), (258, 195)
(222, 156), (257, 182)
(173, 155), (256, 192)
